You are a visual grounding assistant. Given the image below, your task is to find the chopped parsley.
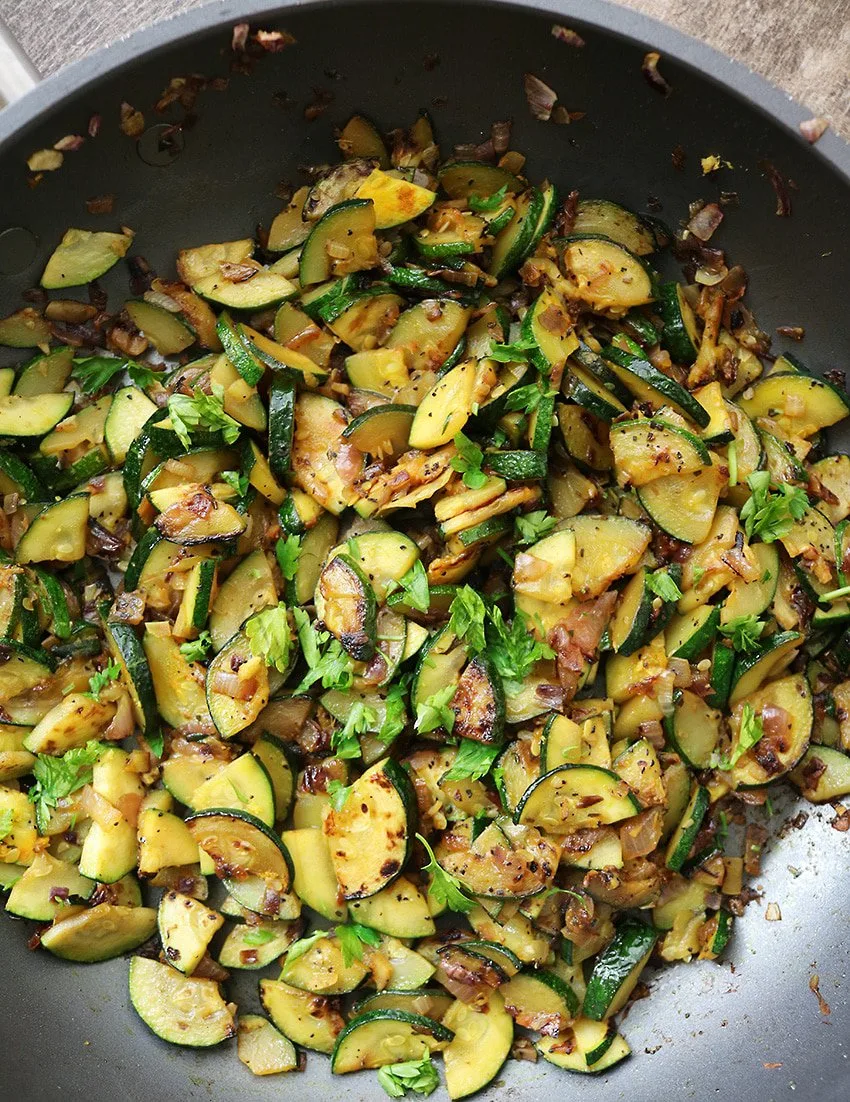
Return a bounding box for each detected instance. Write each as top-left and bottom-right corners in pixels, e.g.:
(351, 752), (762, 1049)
(291, 608), (353, 693)
(28, 741), (103, 833)
(395, 560), (430, 613)
(377, 1057), (440, 1098)
(85, 661), (120, 701)
(739, 471), (809, 543)
(179, 630), (213, 663)
(514, 509), (556, 546)
(245, 603), (292, 673)
(167, 384), (241, 449)
(415, 685), (457, 735)
(645, 568), (684, 602)
(442, 739), (501, 782)
(416, 832), (474, 913)
(331, 700), (377, 759)
(72, 354), (159, 394)
(275, 534), (302, 582)
(326, 779), (352, 811)
(719, 614), (766, 654)
(450, 431), (487, 490)
(335, 922), (381, 967)
(220, 469), (249, 497)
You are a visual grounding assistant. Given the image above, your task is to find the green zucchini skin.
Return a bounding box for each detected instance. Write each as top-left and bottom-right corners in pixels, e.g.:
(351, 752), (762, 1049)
(582, 916), (658, 1020)
(268, 371), (296, 479)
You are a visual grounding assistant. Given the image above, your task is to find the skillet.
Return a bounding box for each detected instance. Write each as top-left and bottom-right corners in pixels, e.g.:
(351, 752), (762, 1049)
(0, 1), (848, 1098)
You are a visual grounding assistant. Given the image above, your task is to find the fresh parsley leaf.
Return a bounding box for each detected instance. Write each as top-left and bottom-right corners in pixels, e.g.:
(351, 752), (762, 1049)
(28, 741), (103, 833)
(335, 922), (381, 967)
(416, 832), (474, 913)
(379, 677), (409, 744)
(0, 807), (14, 841)
(85, 661), (120, 701)
(242, 926), (276, 947)
(332, 700), (377, 759)
(514, 509), (556, 546)
(377, 1057), (440, 1098)
(450, 431), (487, 490)
(486, 605), (554, 694)
(692, 565), (706, 586)
(715, 702), (764, 770)
(291, 608), (353, 694)
(284, 929), (328, 964)
(326, 779), (352, 811)
(488, 335), (536, 363)
(245, 603), (292, 674)
(504, 383), (544, 413)
(220, 469), (249, 497)
(442, 739), (501, 781)
(719, 614), (766, 654)
(645, 568), (684, 603)
(167, 384), (241, 450)
(179, 630), (213, 663)
(415, 685), (457, 735)
(447, 585), (487, 653)
(467, 185), (509, 213)
(396, 560), (430, 613)
(275, 534), (302, 582)
(739, 471), (809, 543)
(72, 355), (159, 394)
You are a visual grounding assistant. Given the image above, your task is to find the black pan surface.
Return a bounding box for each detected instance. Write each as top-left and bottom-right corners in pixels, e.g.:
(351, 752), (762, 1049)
(0, 2), (848, 1099)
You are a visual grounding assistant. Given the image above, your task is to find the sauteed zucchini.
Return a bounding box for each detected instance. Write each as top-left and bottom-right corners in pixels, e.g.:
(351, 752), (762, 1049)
(1, 109), (849, 1098)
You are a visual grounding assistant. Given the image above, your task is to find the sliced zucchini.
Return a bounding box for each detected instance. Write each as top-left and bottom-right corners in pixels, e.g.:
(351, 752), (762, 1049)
(186, 808), (292, 888)
(191, 753), (275, 825)
(194, 268), (297, 310)
(280, 934), (369, 994)
(739, 373), (850, 438)
(659, 282), (700, 364)
(158, 890), (224, 974)
(442, 992), (513, 1100)
(452, 654), (505, 745)
(281, 827), (349, 922)
(315, 551), (378, 660)
(323, 757), (414, 899)
(729, 673), (812, 786)
(501, 967), (579, 1031)
(729, 630), (802, 703)
(152, 483), (246, 545)
(331, 1009), (451, 1073)
(219, 919), (300, 970)
(339, 114), (390, 167)
(291, 393), (360, 515)
(206, 629), (270, 738)
(536, 1019), (631, 1073)
(603, 346), (709, 427)
(5, 852), (93, 920)
(385, 299), (471, 373)
(209, 549), (277, 652)
(348, 874), (435, 938)
(40, 904), (157, 963)
(137, 808), (200, 875)
(237, 1014), (299, 1075)
(558, 235), (655, 311)
(665, 785), (709, 871)
(260, 978), (344, 1054)
(125, 299), (195, 356)
(288, 512), (340, 605)
(300, 199), (379, 286)
(583, 916), (658, 1020)
(41, 228), (132, 288)
(664, 690), (722, 769)
(408, 359), (477, 449)
(342, 404), (415, 459)
(515, 764), (640, 833)
(439, 162), (522, 199)
(489, 188), (544, 279)
(665, 605), (720, 660)
(13, 345), (74, 397)
(610, 418), (709, 486)
(557, 514), (651, 598)
(572, 198), (656, 256)
(252, 733), (296, 822)
(355, 168), (436, 229)
(103, 384), (158, 465)
(14, 495), (89, 565)
(128, 956), (235, 1047)
(103, 620), (160, 744)
(637, 459), (726, 545)
(790, 746), (850, 802)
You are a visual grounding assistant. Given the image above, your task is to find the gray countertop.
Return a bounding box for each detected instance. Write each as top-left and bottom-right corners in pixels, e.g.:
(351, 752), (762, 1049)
(2, 0), (849, 140)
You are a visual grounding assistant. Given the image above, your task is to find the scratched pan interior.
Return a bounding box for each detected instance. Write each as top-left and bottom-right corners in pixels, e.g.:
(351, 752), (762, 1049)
(0, 0), (849, 1098)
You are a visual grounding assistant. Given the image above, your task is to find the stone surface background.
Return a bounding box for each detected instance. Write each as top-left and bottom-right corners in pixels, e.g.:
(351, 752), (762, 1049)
(1, 0), (848, 138)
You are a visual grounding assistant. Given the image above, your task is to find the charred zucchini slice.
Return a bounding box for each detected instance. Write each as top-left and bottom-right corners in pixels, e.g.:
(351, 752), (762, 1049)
(315, 552), (378, 661)
(128, 956), (235, 1047)
(323, 758), (414, 899)
(186, 808), (293, 889)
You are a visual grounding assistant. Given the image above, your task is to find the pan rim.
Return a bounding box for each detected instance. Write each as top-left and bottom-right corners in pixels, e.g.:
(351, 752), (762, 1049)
(0, 0), (848, 180)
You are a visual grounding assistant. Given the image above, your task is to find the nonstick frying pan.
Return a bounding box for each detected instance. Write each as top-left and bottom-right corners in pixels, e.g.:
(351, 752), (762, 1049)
(1, 2), (848, 1099)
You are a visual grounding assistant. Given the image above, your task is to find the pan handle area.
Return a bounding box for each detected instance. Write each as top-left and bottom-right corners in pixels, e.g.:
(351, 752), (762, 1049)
(0, 20), (40, 108)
